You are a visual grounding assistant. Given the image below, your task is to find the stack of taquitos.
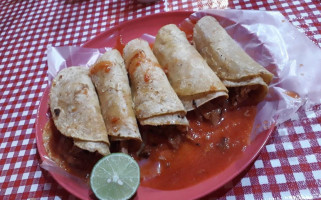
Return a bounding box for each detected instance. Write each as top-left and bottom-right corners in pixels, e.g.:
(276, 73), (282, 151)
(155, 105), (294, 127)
(193, 16), (274, 106)
(153, 24), (228, 111)
(123, 38), (189, 126)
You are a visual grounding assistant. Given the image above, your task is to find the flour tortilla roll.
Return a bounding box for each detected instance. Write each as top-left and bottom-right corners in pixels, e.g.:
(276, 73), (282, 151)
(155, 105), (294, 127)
(90, 49), (141, 142)
(193, 16), (274, 105)
(153, 24), (228, 111)
(50, 67), (110, 155)
(123, 38), (188, 126)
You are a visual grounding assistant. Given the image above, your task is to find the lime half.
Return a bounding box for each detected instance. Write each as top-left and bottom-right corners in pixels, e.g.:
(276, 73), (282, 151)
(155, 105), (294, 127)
(90, 153), (140, 200)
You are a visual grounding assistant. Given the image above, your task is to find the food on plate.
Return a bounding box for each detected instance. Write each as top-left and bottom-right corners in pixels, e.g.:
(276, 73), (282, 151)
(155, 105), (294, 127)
(123, 38), (188, 126)
(43, 15), (276, 194)
(49, 67), (110, 155)
(153, 24), (228, 111)
(90, 50), (142, 142)
(193, 16), (274, 106)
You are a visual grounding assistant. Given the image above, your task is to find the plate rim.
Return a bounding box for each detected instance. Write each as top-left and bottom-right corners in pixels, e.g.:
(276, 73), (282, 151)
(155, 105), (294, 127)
(82, 11), (194, 48)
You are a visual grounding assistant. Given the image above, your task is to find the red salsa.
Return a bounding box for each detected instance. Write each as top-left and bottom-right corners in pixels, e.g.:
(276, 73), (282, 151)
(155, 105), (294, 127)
(131, 105), (256, 190)
(90, 61), (113, 74)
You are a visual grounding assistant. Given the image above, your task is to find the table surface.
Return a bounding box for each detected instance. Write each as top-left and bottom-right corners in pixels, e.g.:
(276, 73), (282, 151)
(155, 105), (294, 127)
(1, 0), (321, 199)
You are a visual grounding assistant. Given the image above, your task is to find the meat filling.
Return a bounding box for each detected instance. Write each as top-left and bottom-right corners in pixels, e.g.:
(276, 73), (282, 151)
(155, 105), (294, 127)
(229, 85), (260, 107)
(194, 98), (226, 126)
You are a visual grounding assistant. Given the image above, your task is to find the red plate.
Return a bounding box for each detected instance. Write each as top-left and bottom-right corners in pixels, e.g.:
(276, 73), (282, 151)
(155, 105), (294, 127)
(36, 11), (275, 200)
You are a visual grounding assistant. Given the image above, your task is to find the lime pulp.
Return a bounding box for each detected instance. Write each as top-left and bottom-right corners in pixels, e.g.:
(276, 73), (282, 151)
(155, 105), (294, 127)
(90, 153), (140, 200)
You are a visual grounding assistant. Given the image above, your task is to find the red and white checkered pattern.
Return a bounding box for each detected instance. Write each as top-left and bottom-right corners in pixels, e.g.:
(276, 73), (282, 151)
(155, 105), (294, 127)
(1, 0), (321, 199)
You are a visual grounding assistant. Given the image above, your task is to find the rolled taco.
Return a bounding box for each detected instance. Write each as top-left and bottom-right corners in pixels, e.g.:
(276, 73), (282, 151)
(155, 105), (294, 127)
(153, 24), (228, 111)
(90, 49), (142, 142)
(123, 38), (188, 126)
(193, 16), (274, 106)
(49, 67), (110, 155)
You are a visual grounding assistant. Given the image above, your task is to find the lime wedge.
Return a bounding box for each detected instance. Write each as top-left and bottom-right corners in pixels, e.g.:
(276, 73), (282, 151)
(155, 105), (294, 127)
(90, 153), (140, 200)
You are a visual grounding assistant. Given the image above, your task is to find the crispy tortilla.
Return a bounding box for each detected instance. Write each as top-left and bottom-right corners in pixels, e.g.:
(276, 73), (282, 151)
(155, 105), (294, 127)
(153, 24), (228, 111)
(49, 66), (110, 155)
(193, 16), (274, 105)
(90, 49), (142, 141)
(123, 38), (188, 126)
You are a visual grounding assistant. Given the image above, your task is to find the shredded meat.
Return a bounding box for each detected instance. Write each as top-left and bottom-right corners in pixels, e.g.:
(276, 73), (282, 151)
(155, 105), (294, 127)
(195, 101), (224, 126)
(229, 85), (259, 107)
(135, 125), (184, 159)
(229, 87), (251, 107)
(202, 108), (222, 125)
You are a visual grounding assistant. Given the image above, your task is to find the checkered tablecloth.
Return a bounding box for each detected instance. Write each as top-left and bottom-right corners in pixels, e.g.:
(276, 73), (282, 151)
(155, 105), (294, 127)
(1, 0), (321, 199)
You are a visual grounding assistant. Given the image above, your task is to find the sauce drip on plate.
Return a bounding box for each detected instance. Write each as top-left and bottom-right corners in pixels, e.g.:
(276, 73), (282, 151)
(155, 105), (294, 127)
(133, 105), (256, 190)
